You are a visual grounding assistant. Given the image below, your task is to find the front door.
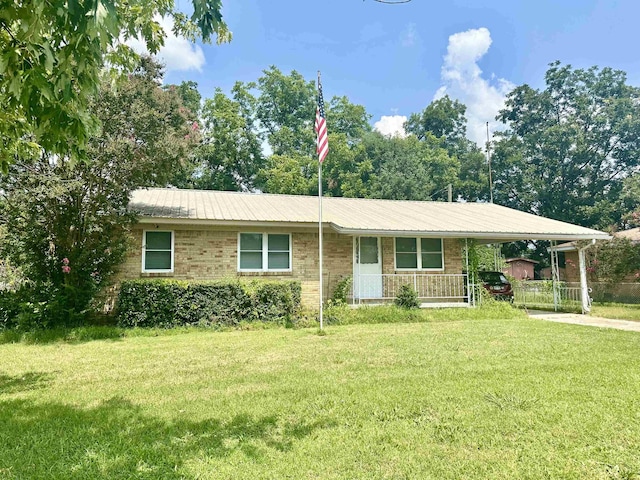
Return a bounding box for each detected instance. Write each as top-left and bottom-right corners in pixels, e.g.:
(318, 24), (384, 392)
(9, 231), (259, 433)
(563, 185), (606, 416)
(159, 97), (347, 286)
(353, 236), (383, 299)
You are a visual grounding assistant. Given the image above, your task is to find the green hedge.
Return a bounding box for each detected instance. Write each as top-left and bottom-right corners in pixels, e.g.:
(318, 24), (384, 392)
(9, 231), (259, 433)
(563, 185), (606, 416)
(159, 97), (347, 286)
(116, 279), (301, 328)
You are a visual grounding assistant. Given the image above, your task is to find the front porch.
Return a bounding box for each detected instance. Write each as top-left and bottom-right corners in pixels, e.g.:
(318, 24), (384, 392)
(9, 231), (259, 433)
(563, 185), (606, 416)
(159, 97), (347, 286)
(341, 235), (473, 307)
(350, 272), (472, 307)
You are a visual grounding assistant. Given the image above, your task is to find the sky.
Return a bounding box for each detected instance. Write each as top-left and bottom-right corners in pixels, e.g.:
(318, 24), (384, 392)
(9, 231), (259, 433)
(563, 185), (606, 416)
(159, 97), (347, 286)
(132, 0), (640, 144)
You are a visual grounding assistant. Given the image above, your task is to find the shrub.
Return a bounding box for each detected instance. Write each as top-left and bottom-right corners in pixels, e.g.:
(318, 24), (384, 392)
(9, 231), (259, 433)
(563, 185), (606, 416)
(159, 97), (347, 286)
(0, 284), (86, 330)
(250, 281), (300, 322)
(330, 276), (352, 305)
(394, 284), (419, 309)
(116, 279), (301, 328)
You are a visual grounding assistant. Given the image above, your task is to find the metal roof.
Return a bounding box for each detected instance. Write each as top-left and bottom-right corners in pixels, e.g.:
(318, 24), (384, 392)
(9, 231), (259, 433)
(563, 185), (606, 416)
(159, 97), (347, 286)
(130, 188), (610, 242)
(554, 227), (638, 251)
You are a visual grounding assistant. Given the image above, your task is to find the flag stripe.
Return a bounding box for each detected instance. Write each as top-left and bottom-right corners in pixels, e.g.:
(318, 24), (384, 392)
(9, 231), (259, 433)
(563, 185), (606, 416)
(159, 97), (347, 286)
(315, 80), (328, 163)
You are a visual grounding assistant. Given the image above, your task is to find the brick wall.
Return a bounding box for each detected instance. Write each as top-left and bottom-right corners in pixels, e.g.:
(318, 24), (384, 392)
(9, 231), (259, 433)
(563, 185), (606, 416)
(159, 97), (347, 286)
(118, 226), (465, 308)
(381, 237), (463, 274)
(118, 225), (352, 307)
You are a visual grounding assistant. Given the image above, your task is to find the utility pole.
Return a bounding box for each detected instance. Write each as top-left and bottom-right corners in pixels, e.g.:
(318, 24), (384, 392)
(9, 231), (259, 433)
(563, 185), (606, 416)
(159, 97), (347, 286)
(447, 183), (452, 202)
(486, 122), (494, 204)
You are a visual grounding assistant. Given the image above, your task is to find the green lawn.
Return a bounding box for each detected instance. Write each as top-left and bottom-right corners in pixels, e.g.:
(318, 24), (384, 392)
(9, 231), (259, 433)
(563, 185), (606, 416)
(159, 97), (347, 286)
(2, 318), (640, 479)
(591, 303), (640, 321)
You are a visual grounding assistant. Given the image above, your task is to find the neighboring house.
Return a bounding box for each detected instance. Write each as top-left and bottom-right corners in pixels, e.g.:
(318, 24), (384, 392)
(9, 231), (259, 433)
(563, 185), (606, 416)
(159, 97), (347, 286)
(553, 227), (640, 283)
(539, 266), (567, 281)
(123, 188), (609, 308)
(503, 257), (538, 280)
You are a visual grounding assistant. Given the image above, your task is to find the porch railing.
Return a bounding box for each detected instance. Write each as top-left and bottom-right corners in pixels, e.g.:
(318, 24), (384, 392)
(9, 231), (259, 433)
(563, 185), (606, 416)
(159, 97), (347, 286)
(352, 273), (470, 304)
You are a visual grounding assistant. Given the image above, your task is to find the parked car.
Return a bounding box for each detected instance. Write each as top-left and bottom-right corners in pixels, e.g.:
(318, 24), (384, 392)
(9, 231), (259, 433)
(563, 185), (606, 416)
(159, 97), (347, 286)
(478, 271), (514, 301)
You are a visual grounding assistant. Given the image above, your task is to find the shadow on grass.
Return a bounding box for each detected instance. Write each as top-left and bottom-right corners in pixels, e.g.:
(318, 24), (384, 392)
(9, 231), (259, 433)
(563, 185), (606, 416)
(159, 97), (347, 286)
(0, 372), (52, 395)
(0, 397), (334, 479)
(0, 326), (125, 345)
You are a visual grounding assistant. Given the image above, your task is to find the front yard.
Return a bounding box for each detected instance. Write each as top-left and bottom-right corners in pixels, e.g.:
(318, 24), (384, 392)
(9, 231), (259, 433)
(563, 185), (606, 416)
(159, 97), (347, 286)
(1, 317), (640, 479)
(591, 303), (640, 321)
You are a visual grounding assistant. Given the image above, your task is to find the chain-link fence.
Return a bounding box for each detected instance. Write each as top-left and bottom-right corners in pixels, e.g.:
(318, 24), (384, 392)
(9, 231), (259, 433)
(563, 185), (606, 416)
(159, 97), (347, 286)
(512, 280), (640, 312)
(589, 282), (640, 304)
(512, 280), (583, 311)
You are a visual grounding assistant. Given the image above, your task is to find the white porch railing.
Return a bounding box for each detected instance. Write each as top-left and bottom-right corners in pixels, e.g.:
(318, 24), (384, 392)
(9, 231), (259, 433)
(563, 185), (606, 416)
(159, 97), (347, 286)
(352, 273), (470, 305)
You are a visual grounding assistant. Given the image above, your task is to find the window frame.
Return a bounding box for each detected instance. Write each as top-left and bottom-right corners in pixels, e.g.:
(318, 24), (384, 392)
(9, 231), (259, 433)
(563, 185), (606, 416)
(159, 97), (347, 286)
(141, 230), (175, 273)
(394, 237), (444, 271)
(237, 232), (293, 273)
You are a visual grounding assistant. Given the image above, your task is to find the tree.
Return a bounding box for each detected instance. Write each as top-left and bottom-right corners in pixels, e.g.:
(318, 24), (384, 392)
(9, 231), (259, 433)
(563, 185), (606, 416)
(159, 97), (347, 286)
(253, 67), (374, 197)
(492, 61), (640, 229)
(363, 133), (459, 201)
(619, 174), (640, 229)
(255, 66), (316, 157)
(0, 0), (230, 171)
(587, 238), (640, 284)
(406, 96), (490, 201)
(0, 58), (195, 326)
(185, 85), (264, 191)
(165, 81), (202, 117)
(405, 95), (467, 144)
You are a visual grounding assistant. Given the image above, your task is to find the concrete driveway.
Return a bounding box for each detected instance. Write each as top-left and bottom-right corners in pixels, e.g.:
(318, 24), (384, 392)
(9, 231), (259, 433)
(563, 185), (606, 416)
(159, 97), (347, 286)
(528, 310), (640, 332)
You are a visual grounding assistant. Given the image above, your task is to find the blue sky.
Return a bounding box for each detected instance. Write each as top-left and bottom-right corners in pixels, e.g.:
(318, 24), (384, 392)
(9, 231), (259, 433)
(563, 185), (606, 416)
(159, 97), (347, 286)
(143, 0), (640, 143)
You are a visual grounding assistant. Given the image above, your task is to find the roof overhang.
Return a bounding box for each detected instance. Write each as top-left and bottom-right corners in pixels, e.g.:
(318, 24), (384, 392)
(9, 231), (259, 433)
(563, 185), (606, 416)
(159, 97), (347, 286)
(330, 225), (612, 242)
(138, 216), (612, 242)
(136, 217), (320, 229)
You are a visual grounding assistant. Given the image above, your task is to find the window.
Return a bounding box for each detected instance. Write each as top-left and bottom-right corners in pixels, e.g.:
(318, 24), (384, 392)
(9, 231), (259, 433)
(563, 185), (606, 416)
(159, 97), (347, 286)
(395, 237), (443, 270)
(238, 233), (291, 271)
(357, 237), (379, 264)
(143, 231), (174, 272)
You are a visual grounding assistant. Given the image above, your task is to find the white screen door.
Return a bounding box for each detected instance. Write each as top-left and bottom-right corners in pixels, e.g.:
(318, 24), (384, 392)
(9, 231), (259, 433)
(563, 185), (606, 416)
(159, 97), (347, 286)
(353, 237), (382, 299)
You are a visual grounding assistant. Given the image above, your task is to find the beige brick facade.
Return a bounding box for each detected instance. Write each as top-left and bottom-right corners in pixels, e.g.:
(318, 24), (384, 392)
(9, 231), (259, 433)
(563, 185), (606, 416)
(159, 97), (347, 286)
(119, 225), (465, 308)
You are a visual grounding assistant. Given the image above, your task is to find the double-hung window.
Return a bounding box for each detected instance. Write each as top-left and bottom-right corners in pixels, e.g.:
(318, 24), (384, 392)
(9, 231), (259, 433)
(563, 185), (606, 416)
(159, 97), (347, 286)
(238, 233), (291, 272)
(142, 231), (174, 272)
(395, 238), (443, 270)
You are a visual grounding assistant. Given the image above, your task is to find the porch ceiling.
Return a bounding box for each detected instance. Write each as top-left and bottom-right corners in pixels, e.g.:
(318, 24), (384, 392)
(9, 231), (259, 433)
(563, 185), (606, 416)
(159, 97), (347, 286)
(131, 188), (610, 242)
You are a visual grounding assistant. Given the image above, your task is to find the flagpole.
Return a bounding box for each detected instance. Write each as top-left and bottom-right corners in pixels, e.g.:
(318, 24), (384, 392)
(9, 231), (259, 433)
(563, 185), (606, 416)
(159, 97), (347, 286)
(317, 71), (324, 331)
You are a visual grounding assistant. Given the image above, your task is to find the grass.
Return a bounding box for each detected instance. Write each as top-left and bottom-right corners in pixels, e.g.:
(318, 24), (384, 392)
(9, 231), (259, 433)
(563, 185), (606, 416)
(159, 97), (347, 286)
(591, 303), (640, 321)
(0, 303), (525, 345)
(2, 314), (640, 478)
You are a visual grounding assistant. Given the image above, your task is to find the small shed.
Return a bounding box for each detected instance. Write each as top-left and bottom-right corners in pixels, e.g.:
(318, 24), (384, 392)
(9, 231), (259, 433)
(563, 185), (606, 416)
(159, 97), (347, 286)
(504, 257), (539, 280)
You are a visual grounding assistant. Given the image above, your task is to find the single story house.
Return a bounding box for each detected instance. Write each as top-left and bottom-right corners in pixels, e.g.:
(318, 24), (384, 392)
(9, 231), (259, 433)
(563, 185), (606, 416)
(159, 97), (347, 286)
(123, 188), (609, 310)
(503, 257), (539, 280)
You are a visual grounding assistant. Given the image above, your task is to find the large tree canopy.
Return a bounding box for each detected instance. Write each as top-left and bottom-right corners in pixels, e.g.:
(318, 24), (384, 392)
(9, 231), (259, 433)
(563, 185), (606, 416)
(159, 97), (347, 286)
(0, 0), (229, 171)
(0, 58), (195, 326)
(406, 95), (489, 202)
(492, 61), (640, 229)
(405, 95), (467, 144)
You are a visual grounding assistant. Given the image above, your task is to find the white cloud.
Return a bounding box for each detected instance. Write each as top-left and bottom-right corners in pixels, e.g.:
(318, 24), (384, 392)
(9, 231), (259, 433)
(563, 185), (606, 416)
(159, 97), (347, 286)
(374, 115), (407, 137)
(436, 27), (514, 144)
(125, 16), (205, 73)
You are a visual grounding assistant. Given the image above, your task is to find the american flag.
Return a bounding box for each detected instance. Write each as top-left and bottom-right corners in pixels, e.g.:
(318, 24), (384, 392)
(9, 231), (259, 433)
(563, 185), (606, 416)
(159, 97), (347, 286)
(315, 78), (328, 163)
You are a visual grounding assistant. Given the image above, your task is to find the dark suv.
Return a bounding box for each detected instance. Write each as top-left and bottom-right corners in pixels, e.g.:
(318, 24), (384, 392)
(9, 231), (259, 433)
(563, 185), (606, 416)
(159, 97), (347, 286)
(478, 271), (513, 301)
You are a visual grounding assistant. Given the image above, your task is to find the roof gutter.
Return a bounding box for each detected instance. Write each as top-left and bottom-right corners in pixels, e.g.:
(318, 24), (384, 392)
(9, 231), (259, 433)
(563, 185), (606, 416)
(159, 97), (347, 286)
(330, 225), (612, 241)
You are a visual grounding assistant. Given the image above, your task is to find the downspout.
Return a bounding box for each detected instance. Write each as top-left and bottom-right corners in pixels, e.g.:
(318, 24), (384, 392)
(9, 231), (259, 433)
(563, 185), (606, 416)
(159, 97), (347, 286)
(578, 240), (595, 314)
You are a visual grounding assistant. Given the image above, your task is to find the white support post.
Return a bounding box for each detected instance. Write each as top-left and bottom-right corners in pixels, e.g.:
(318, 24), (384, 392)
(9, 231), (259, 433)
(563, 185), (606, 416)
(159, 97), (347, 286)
(578, 245), (591, 314)
(550, 240), (560, 311)
(464, 239), (472, 306)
